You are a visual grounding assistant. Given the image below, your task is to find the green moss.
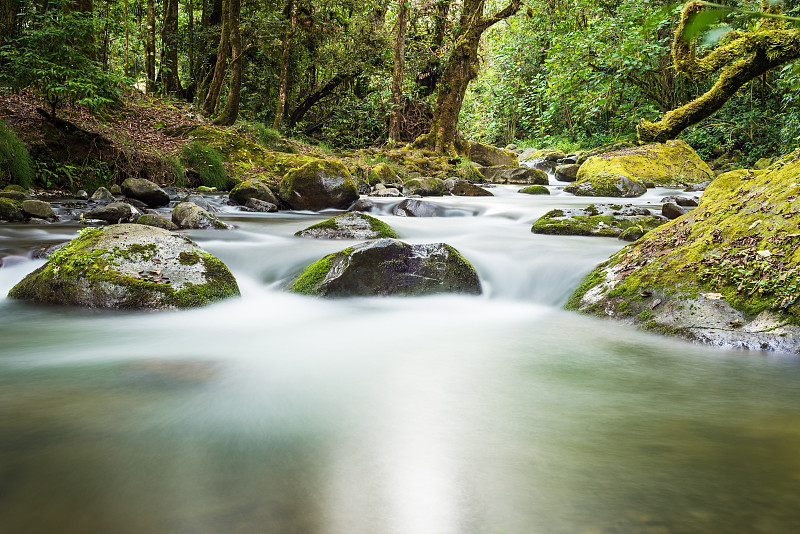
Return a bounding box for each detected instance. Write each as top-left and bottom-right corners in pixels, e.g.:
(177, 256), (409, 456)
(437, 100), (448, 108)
(637, 310), (654, 321)
(288, 256), (334, 295)
(519, 185), (550, 195)
(0, 197), (24, 220)
(182, 140), (229, 190)
(367, 215), (400, 239)
(531, 209), (665, 237)
(0, 119), (34, 189)
(565, 263), (608, 311)
(618, 301), (629, 312)
(169, 254), (240, 308)
(179, 251), (201, 265)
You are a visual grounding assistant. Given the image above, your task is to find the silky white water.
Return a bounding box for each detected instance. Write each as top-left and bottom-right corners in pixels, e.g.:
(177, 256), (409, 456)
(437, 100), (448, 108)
(1, 185), (799, 534)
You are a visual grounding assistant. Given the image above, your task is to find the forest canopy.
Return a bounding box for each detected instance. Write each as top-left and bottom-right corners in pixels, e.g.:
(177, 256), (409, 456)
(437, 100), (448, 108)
(0, 0), (798, 163)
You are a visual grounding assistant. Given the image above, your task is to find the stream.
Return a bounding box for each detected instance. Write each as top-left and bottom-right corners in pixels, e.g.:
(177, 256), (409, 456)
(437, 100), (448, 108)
(1, 183), (800, 534)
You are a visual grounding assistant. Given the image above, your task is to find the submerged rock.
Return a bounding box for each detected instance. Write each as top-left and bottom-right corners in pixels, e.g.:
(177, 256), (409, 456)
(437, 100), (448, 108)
(519, 185), (550, 195)
(121, 178), (170, 207)
(8, 224), (240, 309)
(172, 202), (231, 229)
(295, 212), (399, 239)
(279, 159), (358, 210)
(566, 154), (800, 353)
(287, 239), (481, 297)
(531, 204), (666, 237)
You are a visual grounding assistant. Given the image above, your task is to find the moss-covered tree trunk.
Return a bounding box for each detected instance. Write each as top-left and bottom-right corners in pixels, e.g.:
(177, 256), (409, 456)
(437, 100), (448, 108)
(637, 0), (800, 143)
(389, 0), (409, 142)
(412, 0), (521, 155)
(203, 0), (230, 116)
(213, 0), (242, 126)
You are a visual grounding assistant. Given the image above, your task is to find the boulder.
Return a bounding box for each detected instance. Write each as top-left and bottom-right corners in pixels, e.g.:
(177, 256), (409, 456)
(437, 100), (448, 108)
(519, 148), (566, 163)
(172, 202), (231, 229)
(183, 194), (216, 212)
(391, 198), (437, 217)
(402, 176), (446, 197)
(295, 212), (399, 240)
(531, 204), (666, 237)
(243, 198), (278, 212)
(21, 200), (55, 219)
(75, 190), (89, 201)
(368, 163), (399, 186)
(661, 195), (698, 207)
(564, 174), (647, 197)
(135, 213), (179, 230)
(0, 198), (24, 221)
(90, 187), (115, 202)
(450, 179), (493, 197)
(121, 178), (170, 208)
(349, 198), (376, 212)
(662, 202), (689, 220)
(469, 142), (518, 167)
(8, 224), (240, 309)
(565, 151), (800, 352)
(229, 179), (279, 206)
(619, 226), (646, 242)
(480, 166), (548, 185)
(555, 164), (580, 182)
(110, 185), (123, 195)
(287, 239), (481, 297)
(372, 187), (402, 197)
(83, 202), (137, 223)
(278, 159), (358, 211)
(0, 190), (27, 201)
(575, 140), (637, 165)
(519, 186), (550, 195)
(576, 140), (713, 188)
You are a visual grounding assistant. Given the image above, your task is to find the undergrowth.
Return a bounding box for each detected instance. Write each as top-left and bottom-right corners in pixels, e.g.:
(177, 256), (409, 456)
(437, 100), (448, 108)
(0, 119), (34, 189)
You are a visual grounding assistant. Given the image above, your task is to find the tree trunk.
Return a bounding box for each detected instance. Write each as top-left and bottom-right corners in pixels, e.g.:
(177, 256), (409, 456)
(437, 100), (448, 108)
(637, 1), (800, 143)
(203, 0), (230, 115)
(412, 0), (521, 155)
(159, 0), (182, 95)
(288, 73), (355, 128)
(213, 0), (242, 125)
(389, 0), (409, 142)
(0, 0), (22, 46)
(146, 0), (156, 93)
(273, 0), (298, 130)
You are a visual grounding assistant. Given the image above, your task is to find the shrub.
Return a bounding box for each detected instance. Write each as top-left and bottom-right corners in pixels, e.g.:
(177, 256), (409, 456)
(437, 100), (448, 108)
(0, 119), (34, 189)
(182, 140), (228, 190)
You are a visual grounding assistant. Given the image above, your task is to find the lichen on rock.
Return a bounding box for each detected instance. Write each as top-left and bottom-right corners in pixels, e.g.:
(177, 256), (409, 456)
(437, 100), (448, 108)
(8, 224), (240, 309)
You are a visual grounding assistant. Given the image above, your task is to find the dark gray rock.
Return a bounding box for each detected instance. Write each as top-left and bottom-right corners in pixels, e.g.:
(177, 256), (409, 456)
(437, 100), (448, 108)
(349, 198), (376, 212)
(555, 164), (580, 182)
(121, 178), (170, 208)
(391, 198), (437, 217)
(469, 142), (518, 167)
(295, 212), (399, 240)
(278, 160), (359, 211)
(83, 202), (137, 223)
(481, 166), (548, 185)
(661, 195), (699, 207)
(229, 179), (279, 206)
(90, 187), (115, 203)
(243, 198), (278, 212)
(184, 194), (215, 212)
(135, 213), (179, 230)
(287, 239), (481, 297)
(402, 177), (445, 197)
(450, 180), (493, 197)
(172, 202), (231, 229)
(662, 202), (689, 220)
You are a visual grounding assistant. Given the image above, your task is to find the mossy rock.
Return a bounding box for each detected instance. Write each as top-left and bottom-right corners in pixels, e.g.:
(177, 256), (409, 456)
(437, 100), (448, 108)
(481, 166), (548, 185)
(450, 179), (493, 197)
(564, 173), (647, 197)
(519, 185), (550, 195)
(3, 184), (28, 193)
(172, 202), (231, 230)
(566, 150), (800, 352)
(121, 178), (170, 207)
(469, 142), (518, 167)
(136, 213), (179, 231)
(0, 197), (24, 221)
(21, 200), (55, 219)
(8, 224), (240, 309)
(368, 163), (399, 186)
(402, 176), (446, 197)
(531, 204), (665, 237)
(519, 148), (569, 162)
(279, 159), (359, 211)
(229, 179), (279, 206)
(576, 140), (713, 187)
(0, 190), (28, 201)
(575, 140), (638, 165)
(187, 125), (318, 184)
(295, 212), (399, 240)
(287, 239), (481, 297)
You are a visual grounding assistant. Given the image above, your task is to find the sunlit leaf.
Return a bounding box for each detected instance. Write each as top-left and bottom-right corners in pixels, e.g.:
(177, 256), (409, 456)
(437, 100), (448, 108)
(683, 9), (728, 41)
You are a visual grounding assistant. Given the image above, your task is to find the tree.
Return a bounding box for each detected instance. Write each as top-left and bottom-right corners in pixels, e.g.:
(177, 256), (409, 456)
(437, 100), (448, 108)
(412, 0), (521, 155)
(213, 0), (243, 125)
(160, 0), (183, 95)
(637, 0), (800, 143)
(203, 0), (230, 115)
(146, 0), (156, 94)
(273, 0), (298, 130)
(389, 0), (409, 142)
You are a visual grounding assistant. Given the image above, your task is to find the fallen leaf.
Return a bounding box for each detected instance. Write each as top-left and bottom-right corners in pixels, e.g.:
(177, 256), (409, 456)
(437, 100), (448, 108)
(651, 298), (662, 309)
(701, 292), (724, 300)
(639, 291), (652, 298)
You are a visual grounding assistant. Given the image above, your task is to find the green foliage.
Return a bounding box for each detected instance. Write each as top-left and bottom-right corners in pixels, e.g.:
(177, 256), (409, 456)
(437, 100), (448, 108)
(317, 92), (386, 149)
(166, 155), (187, 187)
(0, 119), (34, 189)
(0, 0), (120, 116)
(182, 140), (228, 190)
(33, 160), (111, 192)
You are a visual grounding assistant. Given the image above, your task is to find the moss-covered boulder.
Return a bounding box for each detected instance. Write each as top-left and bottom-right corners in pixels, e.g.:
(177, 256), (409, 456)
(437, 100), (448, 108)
(8, 224), (240, 309)
(21, 200), (56, 219)
(469, 142), (518, 167)
(449, 179), (493, 197)
(531, 204), (666, 237)
(368, 163), (399, 186)
(172, 202), (231, 230)
(295, 212), (399, 240)
(0, 198), (24, 221)
(287, 239), (481, 297)
(188, 125), (318, 184)
(480, 166), (548, 185)
(0, 190), (28, 201)
(121, 178), (170, 208)
(279, 159), (358, 211)
(519, 185), (550, 195)
(575, 140), (638, 165)
(565, 153), (800, 352)
(576, 140), (712, 189)
(402, 176), (446, 196)
(90, 187), (115, 202)
(136, 213), (179, 230)
(564, 173), (647, 197)
(229, 179), (279, 206)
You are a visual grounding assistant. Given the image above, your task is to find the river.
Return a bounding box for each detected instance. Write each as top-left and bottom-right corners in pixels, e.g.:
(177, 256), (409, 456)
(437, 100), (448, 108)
(1, 184), (799, 534)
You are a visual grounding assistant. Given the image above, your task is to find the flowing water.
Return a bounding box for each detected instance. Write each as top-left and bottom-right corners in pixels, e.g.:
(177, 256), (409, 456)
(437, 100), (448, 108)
(1, 184), (800, 534)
